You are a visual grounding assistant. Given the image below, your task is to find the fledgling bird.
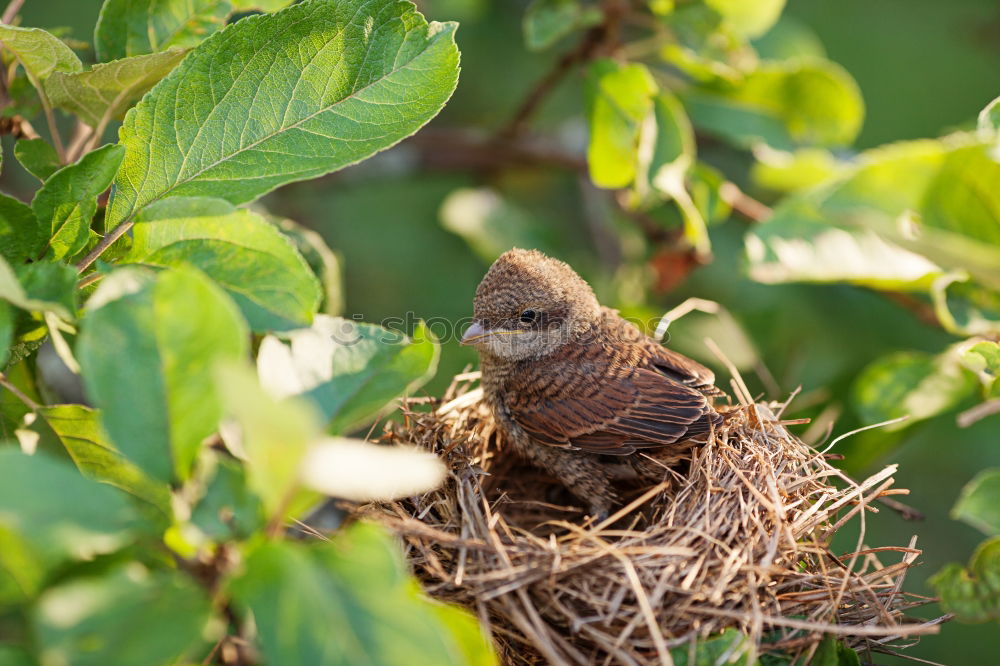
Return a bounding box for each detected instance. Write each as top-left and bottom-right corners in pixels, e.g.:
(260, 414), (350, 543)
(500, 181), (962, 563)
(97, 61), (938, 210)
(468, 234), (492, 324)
(462, 248), (724, 518)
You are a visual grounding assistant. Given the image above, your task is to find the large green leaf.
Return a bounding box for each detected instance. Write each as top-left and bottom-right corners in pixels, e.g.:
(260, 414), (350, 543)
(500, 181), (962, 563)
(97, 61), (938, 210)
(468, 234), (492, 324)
(77, 267), (249, 483)
(14, 138), (60, 182)
(930, 536), (1000, 624)
(683, 58), (863, 150)
(228, 523), (495, 666)
(123, 197), (321, 331)
(94, 0), (230, 61)
(190, 455), (264, 541)
(256, 316), (439, 433)
(0, 193), (43, 264)
(106, 0), (460, 228)
(0, 449), (136, 603)
(14, 262), (77, 319)
(31, 404), (172, 521)
(0, 24), (82, 82)
(32, 144), (125, 261)
(34, 565), (213, 666)
(585, 59), (657, 188)
(45, 48), (188, 129)
(852, 348), (976, 429)
(952, 469), (1000, 537)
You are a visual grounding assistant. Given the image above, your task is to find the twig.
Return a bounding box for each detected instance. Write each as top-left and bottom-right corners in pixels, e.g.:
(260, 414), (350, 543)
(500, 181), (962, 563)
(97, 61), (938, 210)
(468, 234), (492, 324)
(719, 182), (773, 222)
(957, 397), (1000, 428)
(0, 372), (40, 410)
(1, 0), (24, 25)
(75, 219), (134, 272)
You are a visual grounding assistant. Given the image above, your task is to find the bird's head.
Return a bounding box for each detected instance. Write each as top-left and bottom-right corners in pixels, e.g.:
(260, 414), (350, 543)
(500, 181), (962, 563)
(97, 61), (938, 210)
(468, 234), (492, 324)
(462, 248), (601, 361)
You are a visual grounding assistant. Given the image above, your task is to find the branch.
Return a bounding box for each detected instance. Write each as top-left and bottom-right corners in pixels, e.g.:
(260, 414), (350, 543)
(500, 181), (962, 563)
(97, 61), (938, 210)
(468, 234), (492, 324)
(0, 372), (39, 411)
(75, 219), (134, 273)
(1, 0), (23, 25)
(719, 182), (773, 222)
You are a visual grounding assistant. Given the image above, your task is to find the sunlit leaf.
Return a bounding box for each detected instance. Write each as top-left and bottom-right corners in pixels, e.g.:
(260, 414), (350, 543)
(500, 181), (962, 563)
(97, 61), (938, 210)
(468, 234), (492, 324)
(585, 59), (657, 188)
(228, 523), (495, 666)
(32, 144), (125, 261)
(215, 362), (321, 516)
(270, 215), (343, 316)
(94, 0), (229, 61)
(931, 275), (1000, 337)
(683, 58), (863, 150)
(852, 348), (976, 429)
(124, 197), (321, 331)
(256, 316), (439, 433)
(952, 469), (1000, 537)
(0, 24), (82, 82)
(958, 340), (1000, 392)
(299, 437), (445, 502)
(106, 0), (460, 229)
(45, 48), (188, 128)
(705, 0), (786, 38)
(35, 564), (213, 665)
(77, 267), (249, 482)
(978, 95), (1000, 134)
(751, 145), (847, 192)
(930, 536), (1000, 624)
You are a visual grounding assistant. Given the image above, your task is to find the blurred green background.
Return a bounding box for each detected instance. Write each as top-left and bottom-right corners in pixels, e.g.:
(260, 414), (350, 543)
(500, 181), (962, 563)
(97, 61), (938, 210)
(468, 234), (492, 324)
(4, 0), (999, 662)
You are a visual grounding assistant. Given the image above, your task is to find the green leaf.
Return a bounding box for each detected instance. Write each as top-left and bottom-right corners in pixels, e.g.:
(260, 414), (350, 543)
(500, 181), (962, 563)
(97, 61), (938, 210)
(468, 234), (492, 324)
(94, 0), (230, 61)
(15, 262), (77, 319)
(232, 0), (295, 10)
(683, 58), (863, 150)
(978, 95), (1000, 134)
(585, 59), (658, 188)
(14, 138), (60, 182)
(31, 404), (172, 521)
(106, 0), (460, 229)
(0, 24), (82, 82)
(852, 348), (977, 429)
(256, 316), (439, 433)
(229, 523), (495, 666)
(671, 628), (754, 665)
(0, 254), (73, 319)
(705, 0), (786, 38)
(0, 192), (42, 264)
(751, 146), (847, 192)
(810, 636), (861, 666)
(932, 275), (1000, 337)
(190, 455), (264, 541)
(34, 564), (213, 666)
(45, 48), (188, 129)
(215, 362), (321, 516)
(32, 144), (125, 261)
(952, 469), (1000, 536)
(0, 448), (136, 603)
(77, 266), (249, 483)
(959, 340), (1000, 392)
(123, 197), (321, 332)
(930, 536), (1000, 623)
(523, 0), (601, 51)
(745, 198), (945, 289)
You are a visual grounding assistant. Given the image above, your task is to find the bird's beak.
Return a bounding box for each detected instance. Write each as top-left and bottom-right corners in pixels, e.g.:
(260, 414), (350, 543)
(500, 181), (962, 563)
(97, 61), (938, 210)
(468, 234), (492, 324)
(461, 321), (489, 346)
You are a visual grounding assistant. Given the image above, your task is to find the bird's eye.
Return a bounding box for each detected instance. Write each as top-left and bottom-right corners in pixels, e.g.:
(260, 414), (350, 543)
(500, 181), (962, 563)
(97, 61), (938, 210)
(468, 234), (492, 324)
(519, 309), (539, 324)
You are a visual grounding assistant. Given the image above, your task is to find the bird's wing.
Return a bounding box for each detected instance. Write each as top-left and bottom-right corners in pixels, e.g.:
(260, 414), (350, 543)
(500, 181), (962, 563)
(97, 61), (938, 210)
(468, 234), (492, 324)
(647, 343), (725, 397)
(503, 343), (721, 455)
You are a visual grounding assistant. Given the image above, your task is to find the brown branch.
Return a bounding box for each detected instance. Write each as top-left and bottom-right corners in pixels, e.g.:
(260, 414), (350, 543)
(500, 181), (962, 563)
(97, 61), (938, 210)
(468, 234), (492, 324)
(0, 372), (39, 411)
(75, 219), (134, 273)
(719, 182), (773, 222)
(1, 0), (23, 25)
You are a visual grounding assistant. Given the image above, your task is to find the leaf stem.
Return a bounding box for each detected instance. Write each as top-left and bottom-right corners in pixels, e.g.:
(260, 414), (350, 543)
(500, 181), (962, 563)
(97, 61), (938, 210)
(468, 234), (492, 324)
(1, 0), (24, 25)
(36, 83), (66, 162)
(75, 219), (133, 273)
(0, 372), (40, 411)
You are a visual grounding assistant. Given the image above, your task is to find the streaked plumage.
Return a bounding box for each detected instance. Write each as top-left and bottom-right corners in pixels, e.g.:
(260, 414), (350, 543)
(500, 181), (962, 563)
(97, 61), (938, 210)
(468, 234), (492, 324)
(462, 249), (724, 517)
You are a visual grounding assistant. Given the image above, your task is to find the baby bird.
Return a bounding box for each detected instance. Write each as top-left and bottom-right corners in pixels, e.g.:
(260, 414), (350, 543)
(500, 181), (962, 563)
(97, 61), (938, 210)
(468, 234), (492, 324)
(462, 248), (724, 518)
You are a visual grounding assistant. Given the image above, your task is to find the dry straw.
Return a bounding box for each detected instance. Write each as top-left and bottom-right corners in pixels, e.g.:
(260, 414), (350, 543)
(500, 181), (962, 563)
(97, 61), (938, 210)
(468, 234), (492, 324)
(356, 369), (945, 665)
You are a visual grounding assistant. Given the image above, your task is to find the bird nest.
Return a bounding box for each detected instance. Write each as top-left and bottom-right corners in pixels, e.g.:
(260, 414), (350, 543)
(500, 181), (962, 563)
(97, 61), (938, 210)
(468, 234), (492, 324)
(354, 372), (943, 665)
